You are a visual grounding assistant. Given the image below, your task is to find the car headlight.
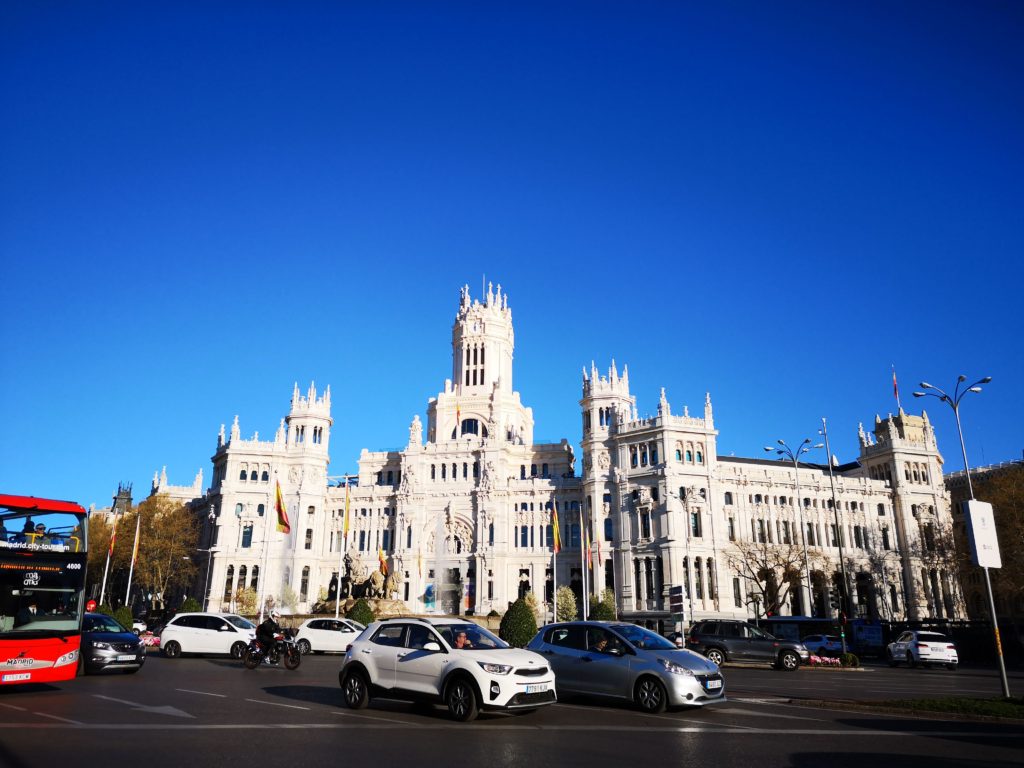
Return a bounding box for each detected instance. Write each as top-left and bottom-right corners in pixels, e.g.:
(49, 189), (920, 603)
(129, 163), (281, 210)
(658, 658), (695, 676)
(54, 650), (79, 667)
(477, 662), (513, 675)
(92, 642), (111, 650)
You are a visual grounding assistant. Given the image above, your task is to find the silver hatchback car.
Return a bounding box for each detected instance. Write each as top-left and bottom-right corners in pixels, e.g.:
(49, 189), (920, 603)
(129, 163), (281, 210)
(527, 621), (725, 713)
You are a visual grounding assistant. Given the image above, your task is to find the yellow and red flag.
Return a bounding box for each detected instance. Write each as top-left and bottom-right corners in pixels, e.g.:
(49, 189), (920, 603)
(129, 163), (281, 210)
(551, 502), (561, 554)
(108, 515), (119, 557)
(130, 513), (141, 568)
(378, 547), (388, 576)
(275, 480), (291, 534)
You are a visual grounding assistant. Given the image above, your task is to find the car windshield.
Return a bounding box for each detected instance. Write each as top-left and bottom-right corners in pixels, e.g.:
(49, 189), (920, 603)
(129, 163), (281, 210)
(918, 632), (949, 642)
(86, 615), (127, 633)
(437, 623), (508, 650)
(225, 616), (255, 629)
(611, 624), (676, 650)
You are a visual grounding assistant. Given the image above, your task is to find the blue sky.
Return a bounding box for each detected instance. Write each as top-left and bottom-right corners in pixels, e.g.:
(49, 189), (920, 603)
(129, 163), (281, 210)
(2, 2), (1022, 510)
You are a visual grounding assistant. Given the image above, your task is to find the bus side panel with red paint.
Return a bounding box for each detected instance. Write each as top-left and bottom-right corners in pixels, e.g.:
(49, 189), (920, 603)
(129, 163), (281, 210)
(1, 494), (89, 685)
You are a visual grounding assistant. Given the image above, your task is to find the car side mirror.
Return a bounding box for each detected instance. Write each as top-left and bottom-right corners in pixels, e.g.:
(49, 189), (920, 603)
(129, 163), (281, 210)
(422, 641), (442, 653)
(608, 647), (625, 657)
(219, 626), (231, 631)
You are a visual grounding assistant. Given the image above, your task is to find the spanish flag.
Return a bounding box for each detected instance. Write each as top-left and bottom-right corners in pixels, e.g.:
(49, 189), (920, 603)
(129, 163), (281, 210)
(378, 547), (388, 576)
(275, 480), (291, 534)
(108, 514), (119, 558)
(551, 502), (561, 554)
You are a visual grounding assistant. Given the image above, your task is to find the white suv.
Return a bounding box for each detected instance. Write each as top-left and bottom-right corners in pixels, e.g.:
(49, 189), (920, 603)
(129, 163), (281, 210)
(339, 617), (556, 721)
(160, 612), (256, 659)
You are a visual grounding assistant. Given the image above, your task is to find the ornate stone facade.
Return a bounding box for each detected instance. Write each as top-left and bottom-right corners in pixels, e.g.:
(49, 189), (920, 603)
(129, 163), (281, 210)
(168, 284), (962, 628)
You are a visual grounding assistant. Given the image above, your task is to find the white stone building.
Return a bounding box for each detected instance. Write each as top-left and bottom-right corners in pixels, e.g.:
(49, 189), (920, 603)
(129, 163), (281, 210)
(166, 284), (963, 629)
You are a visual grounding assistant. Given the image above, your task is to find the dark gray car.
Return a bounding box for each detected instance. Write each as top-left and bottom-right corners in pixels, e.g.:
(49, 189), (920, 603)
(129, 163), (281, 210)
(81, 612), (146, 674)
(686, 620), (808, 670)
(527, 621), (725, 713)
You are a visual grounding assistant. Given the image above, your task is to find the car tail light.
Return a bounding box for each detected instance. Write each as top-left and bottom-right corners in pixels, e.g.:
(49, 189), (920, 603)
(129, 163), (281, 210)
(915, 643), (929, 648)
(947, 645), (956, 650)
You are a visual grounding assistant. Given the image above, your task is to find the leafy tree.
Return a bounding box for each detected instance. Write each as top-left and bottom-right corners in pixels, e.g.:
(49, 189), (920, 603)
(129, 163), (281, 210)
(113, 606), (134, 630)
(523, 590), (541, 622)
(588, 589), (617, 620)
(86, 515), (116, 591)
(347, 598), (375, 626)
(121, 495), (200, 611)
(180, 597), (202, 613)
(961, 465), (1024, 610)
(234, 587), (258, 616)
(280, 584), (299, 613)
(555, 586), (578, 621)
(499, 597), (537, 647)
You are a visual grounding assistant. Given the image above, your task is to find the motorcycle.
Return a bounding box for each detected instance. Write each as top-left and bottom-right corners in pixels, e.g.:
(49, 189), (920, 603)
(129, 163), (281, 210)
(243, 630), (301, 670)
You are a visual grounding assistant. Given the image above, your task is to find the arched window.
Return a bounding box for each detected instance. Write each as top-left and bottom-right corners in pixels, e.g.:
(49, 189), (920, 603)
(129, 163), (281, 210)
(300, 566), (310, 602)
(488, 523), (494, 546)
(431, 464), (436, 480)
(235, 503), (244, 517)
(696, 451), (703, 464)
(305, 528), (313, 550)
(238, 565), (247, 592)
(685, 450), (693, 462)
(239, 469), (247, 481)
(520, 465), (526, 479)
(241, 524), (253, 548)
(531, 464), (537, 477)
(257, 503), (265, 517)
(542, 463), (549, 478)
(250, 565), (259, 589)
(675, 449), (682, 461)
(261, 470), (269, 481)
(249, 470), (257, 481)
(650, 443), (659, 464)
(407, 526), (413, 548)
(442, 464), (447, 480)
(604, 518), (612, 541)
(223, 565), (234, 602)
(724, 492), (733, 505)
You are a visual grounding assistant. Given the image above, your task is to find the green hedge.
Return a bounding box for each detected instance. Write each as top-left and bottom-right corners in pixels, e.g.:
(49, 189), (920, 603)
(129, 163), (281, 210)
(346, 598), (376, 627)
(498, 598), (537, 648)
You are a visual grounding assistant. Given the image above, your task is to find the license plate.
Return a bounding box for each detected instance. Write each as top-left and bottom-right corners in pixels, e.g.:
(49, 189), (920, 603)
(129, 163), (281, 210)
(2, 673), (31, 682)
(706, 679), (722, 689)
(524, 684), (548, 694)
(116, 655), (138, 661)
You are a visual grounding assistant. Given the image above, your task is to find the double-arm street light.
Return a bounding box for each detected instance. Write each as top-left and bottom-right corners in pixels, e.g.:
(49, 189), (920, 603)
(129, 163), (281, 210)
(819, 418), (850, 653)
(765, 438), (824, 617)
(914, 374), (1010, 697)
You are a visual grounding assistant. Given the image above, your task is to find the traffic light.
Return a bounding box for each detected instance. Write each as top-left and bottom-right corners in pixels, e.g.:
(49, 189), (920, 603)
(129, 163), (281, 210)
(829, 585), (840, 609)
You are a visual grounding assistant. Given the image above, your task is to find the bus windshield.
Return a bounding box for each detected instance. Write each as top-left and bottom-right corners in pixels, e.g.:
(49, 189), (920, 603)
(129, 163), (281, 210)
(1, 508), (87, 637)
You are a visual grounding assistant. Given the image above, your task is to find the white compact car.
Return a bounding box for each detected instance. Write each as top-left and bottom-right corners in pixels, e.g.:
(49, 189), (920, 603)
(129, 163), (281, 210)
(294, 617), (366, 655)
(887, 630), (958, 670)
(339, 617), (556, 721)
(160, 612), (256, 659)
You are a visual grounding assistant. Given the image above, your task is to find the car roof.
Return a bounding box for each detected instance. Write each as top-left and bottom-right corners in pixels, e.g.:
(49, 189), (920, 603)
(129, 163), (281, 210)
(376, 616), (479, 627)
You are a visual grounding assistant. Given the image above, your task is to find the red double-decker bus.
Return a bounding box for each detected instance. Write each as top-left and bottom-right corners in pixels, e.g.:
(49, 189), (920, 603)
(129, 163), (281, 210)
(1, 494), (89, 685)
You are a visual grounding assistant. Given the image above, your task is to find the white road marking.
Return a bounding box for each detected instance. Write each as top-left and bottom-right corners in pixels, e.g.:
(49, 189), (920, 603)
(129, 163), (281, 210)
(34, 712), (82, 724)
(0, 702), (27, 712)
(329, 709), (429, 725)
(176, 688), (227, 698)
(244, 699), (310, 710)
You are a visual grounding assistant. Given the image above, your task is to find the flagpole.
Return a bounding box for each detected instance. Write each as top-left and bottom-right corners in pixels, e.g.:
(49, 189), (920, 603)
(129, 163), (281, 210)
(258, 476), (273, 623)
(893, 364), (902, 411)
(99, 512), (119, 606)
(124, 511), (141, 606)
(579, 504), (588, 621)
(335, 481), (350, 619)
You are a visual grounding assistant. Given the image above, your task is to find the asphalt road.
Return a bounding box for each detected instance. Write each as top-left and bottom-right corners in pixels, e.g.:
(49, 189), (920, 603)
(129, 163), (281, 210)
(0, 653), (1020, 768)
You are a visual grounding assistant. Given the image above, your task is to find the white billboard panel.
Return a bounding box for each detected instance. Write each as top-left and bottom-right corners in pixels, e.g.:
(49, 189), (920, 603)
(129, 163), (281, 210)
(963, 500), (1002, 569)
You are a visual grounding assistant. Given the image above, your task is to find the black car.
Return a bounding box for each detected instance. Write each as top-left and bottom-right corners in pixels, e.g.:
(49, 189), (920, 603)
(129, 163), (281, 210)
(81, 612), (146, 674)
(686, 620), (809, 670)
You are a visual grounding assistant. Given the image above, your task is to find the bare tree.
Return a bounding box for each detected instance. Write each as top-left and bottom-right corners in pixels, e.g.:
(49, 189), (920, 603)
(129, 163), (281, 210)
(725, 538), (829, 617)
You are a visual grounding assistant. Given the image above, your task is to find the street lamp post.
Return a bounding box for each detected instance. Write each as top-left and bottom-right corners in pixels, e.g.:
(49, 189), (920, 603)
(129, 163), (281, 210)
(765, 438), (824, 617)
(819, 418), (850, 653)
(914, 375), (1010, 698)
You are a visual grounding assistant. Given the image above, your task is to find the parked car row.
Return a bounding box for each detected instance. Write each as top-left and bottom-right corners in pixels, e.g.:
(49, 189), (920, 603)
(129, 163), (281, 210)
(339, 617), (726, 722)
